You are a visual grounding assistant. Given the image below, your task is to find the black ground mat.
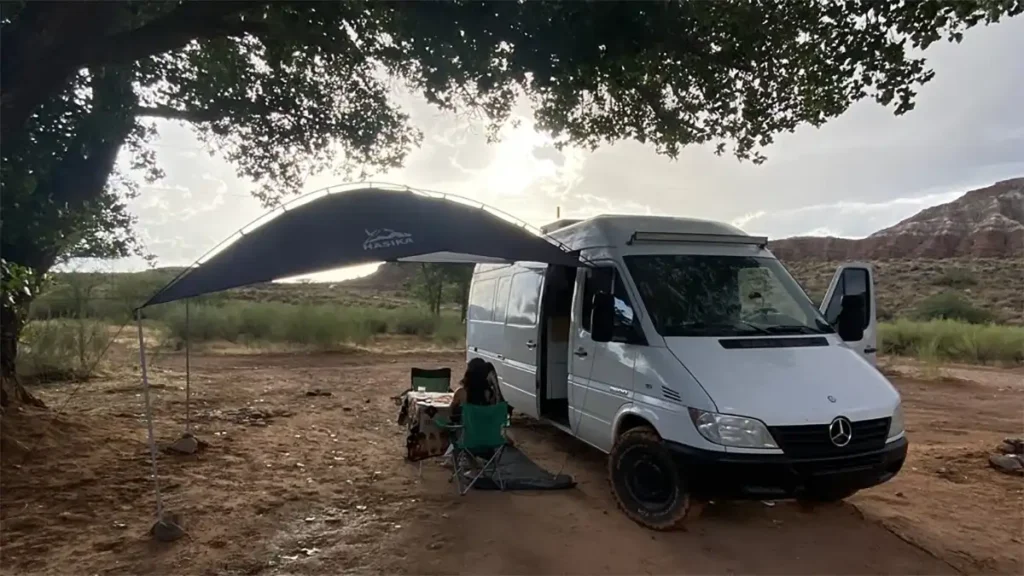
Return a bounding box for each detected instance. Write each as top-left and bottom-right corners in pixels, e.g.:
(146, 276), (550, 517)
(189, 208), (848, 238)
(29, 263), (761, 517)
(468, 445), (576, 491)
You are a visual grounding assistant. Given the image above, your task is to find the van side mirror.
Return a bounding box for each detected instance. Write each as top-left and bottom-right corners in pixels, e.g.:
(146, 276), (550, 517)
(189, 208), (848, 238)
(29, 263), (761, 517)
(591, 292), (615, 343)
(837, 294), (866, 342)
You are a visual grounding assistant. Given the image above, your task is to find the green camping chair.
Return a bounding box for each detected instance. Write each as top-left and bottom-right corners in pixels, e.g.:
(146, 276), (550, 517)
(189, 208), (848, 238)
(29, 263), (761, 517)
(410, 367), (452, 393)
(438, 402), (510, 495)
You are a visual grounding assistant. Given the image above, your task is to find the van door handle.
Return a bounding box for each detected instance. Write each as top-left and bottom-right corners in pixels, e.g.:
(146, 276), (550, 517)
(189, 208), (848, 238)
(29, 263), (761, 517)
(497, 354), (504, 360)
(525, 340), (537, 350)
(573, 347), (588, 358)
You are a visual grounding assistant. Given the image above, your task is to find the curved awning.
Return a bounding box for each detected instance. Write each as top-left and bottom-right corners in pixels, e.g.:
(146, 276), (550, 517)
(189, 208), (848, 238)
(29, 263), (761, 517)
(143, 186), (580, 307)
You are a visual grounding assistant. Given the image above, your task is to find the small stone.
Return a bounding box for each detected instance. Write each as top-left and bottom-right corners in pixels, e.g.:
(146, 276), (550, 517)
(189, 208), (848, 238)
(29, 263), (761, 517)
(304, 517), (316, 522)
(895, 491), (905, 498)
(999, 438), (1024, 455)
(989, 454), (1024, 476)
(428, 542), (444, 550)
(168, 435), (199, 455)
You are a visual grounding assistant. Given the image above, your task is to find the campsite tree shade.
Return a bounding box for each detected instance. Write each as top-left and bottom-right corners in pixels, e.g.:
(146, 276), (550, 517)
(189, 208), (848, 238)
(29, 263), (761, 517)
(1, 2), (1022, 398)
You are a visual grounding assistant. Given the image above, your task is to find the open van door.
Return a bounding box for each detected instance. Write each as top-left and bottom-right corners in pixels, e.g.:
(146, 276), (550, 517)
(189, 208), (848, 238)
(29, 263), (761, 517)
(820, 263), (878, 365)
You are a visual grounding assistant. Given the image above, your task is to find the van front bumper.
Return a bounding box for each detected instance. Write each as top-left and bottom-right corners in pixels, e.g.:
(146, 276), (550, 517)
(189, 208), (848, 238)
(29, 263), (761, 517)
(666, 436), (908, 500)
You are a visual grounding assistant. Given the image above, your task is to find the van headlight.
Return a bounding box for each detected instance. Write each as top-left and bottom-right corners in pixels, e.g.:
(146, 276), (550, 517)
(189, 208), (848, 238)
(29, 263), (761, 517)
(688, 408), (778, 449)
(888, 404), (905, 439)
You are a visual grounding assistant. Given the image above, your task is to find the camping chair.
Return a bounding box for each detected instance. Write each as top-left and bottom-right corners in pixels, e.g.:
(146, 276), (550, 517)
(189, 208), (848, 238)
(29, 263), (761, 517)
(410, 367), (452, 393)
(437, 402), (510, 495)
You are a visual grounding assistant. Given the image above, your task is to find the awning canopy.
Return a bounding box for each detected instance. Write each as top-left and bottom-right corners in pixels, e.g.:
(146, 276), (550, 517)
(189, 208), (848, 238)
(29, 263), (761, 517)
(143, 186), (580, 307)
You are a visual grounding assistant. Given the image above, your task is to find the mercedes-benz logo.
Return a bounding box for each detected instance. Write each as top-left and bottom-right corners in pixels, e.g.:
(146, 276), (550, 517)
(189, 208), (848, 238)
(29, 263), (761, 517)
(829, 416), (853, 447)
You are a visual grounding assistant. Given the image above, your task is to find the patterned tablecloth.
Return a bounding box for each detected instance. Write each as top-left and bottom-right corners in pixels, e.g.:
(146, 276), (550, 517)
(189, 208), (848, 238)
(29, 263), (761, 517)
(396, 391), (454, 461)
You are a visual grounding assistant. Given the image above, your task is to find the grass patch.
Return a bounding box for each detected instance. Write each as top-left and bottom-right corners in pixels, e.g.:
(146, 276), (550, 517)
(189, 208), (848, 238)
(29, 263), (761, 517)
(17, 319), (108, 381)
(880, 319), (1024, 365)
(152, 301), (464, 348)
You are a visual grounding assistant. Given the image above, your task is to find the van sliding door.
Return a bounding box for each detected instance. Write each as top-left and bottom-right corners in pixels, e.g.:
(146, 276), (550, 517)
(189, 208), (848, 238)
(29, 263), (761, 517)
(501, 269), (544, 418)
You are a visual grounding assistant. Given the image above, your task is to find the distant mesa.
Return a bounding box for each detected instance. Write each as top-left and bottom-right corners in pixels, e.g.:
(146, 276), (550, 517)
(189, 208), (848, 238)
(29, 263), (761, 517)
(769, 177), (1024, 260)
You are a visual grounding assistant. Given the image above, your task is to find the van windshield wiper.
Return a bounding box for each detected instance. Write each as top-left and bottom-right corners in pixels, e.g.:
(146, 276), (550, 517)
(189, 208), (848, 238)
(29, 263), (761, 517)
(762, 324), (826, 335)
(677, 321), (771, 335)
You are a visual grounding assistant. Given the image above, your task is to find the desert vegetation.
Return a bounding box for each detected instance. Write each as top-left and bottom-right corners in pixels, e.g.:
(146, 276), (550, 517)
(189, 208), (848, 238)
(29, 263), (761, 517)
(16, 257), (1024, 383)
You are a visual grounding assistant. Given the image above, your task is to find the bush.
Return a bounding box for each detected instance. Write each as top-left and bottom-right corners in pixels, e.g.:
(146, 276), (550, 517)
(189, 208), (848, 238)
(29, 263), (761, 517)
(18, 319), (108, 381)
(911, 292), (994, 324)
(153, 300), (464, 348)
(879, 319), (1024, 365)
(931, 268), (978, 289)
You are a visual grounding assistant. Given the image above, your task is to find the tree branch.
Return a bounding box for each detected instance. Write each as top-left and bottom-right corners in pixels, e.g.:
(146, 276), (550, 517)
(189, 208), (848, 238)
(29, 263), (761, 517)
(82, 1), (267, 68)
(135, 105), (230, 123)
(1, 1), (267, 150)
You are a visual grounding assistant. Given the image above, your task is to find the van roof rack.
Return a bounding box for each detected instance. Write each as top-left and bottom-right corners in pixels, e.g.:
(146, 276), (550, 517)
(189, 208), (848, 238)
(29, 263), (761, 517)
(628, 231), (768, 247)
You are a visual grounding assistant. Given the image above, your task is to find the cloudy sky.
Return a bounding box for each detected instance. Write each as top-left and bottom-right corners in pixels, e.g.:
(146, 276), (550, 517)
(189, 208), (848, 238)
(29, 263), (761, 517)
(106, 16), (1024, 281)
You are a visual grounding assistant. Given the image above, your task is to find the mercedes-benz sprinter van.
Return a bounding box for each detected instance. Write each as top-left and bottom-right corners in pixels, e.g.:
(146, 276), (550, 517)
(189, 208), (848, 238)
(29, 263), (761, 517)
(466, 215), (906, 530)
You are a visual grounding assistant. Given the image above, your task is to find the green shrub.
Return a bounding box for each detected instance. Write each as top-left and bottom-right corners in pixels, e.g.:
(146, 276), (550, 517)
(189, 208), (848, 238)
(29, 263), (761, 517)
(911, 292), (994, 324)
(18, 319), (108, 381)
(931, 268), (978, 289)
(152, 301), (464, 348)
(879, 319), (1024, 365)
(434, 316), (466, 345)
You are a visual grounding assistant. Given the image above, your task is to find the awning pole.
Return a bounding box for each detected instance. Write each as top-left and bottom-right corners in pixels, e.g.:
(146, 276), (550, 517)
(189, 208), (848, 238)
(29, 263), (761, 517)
(137, 311), (164, 521)
(185, 300), (191, 434)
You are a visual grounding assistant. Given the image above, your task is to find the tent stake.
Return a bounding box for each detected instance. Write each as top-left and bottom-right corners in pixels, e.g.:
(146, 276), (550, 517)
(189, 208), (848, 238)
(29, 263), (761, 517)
(185, 299), (191, 434)
(137, 312), (164, 521)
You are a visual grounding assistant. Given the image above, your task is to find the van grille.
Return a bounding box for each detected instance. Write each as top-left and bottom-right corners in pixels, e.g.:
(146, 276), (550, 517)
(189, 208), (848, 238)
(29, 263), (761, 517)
(661, 386), (681, 403)
(769, 417), (890, 459)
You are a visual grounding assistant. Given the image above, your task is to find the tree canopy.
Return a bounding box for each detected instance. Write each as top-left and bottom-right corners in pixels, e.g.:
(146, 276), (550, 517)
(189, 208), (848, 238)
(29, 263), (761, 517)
(1, 0), (1021, 383)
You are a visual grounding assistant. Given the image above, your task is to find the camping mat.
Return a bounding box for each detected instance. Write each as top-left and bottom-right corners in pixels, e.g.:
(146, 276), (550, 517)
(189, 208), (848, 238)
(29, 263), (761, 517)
(469, 445), (576, 491)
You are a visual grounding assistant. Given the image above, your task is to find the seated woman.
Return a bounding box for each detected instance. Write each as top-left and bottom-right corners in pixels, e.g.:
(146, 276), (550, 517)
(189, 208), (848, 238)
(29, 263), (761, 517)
(442, 358), (505, 468)
(449, 357), (501, 423)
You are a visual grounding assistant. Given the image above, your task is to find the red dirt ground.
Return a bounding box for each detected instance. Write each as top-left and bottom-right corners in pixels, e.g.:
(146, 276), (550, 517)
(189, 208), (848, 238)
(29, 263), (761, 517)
(1, 348), (1021, 575)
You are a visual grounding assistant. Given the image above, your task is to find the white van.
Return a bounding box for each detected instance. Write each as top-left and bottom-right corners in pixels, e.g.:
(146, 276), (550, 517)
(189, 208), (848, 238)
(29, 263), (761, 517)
(466, 215), (906, 529)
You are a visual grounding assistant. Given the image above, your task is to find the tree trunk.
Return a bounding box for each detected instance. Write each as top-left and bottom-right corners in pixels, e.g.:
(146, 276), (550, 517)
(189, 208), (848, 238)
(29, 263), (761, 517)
(0, 299), (44, 408)
(433, 278), (444, 317)
(458, 281), (469, 322)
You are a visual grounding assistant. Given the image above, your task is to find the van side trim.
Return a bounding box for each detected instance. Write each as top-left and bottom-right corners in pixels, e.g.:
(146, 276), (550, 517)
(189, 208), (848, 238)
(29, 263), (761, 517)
(719, 337), (829, 349)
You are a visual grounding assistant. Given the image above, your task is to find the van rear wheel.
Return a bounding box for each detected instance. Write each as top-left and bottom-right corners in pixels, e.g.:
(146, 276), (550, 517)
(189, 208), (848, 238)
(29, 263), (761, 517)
(608, 426), (698, 530)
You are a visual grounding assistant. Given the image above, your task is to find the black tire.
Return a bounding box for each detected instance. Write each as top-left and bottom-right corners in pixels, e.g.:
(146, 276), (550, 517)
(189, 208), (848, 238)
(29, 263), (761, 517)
(608, 426), (698, 530)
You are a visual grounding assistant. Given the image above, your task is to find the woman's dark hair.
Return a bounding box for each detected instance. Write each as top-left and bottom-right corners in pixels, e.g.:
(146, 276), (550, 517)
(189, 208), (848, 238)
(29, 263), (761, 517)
(462, 358), (496, 405)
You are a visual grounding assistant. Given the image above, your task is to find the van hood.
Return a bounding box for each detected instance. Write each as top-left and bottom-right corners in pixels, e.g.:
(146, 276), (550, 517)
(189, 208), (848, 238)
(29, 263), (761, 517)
(665, 336), (899, 426)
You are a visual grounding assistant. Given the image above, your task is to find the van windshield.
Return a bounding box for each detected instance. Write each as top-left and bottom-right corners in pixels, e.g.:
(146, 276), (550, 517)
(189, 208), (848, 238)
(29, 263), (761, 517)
(624, 255), (833, 337)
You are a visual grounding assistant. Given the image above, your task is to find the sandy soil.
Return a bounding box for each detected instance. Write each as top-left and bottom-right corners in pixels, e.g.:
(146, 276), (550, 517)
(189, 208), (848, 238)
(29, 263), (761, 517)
(1, 348), (1021, 575)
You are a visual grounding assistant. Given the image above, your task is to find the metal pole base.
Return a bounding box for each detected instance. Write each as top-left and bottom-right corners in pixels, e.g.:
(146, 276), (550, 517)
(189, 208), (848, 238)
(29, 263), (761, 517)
(150, 512), (186, 542)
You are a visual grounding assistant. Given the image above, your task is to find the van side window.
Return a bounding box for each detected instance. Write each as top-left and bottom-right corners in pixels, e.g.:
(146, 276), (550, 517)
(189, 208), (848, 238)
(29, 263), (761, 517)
(468, 278), (496, 321)
(507, 270), (543, 326)
(581, 268), (613, 332)
(493, 276), (512, 324)
(582, 267), (643, 343)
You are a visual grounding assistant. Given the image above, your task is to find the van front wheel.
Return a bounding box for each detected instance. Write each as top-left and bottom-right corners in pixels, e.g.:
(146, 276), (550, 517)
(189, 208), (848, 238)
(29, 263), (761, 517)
(608, 426), (697, 530)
